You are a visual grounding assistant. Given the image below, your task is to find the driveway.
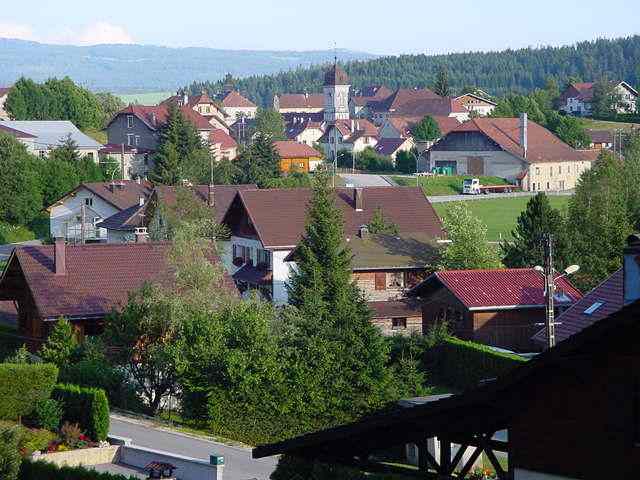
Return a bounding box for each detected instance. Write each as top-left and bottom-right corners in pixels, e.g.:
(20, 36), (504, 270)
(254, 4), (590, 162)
(339, 173), (393, 187)
(109, 415), (278, 480)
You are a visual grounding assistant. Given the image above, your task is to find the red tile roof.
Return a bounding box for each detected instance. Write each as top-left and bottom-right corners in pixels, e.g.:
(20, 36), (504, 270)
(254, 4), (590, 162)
(277, 94), (324, 110)
(225, 187), (445, 249)
(424, 268), (582, 310)
(370, 89), (462, 116)
(559, 82), (595, 103)
(386, 115), (461, 138)
(109, 104), (214, 131)
(352, 86), (393, 106)
(532, 268), (623, 345)
(587, 129), (613, 144)
(320, 119), (379, 143)
(274, 140), (322, 159)
(449, 117), (593, 163)
(222, 90), (256, 109)
(209, 129), (238, 150)
(5, 243), (232, 321)
(49, 181), (153, 212)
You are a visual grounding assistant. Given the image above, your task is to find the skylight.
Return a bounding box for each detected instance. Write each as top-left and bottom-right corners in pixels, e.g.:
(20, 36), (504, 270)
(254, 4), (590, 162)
(583, 301), (604, 315)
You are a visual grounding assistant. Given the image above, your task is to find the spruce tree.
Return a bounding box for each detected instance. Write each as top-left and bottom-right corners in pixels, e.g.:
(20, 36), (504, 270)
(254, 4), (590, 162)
(433, 66), (450, 96)
(234, 133), (281, 187)
(501, 193), (570, 268)
(39, 317), (79, 368)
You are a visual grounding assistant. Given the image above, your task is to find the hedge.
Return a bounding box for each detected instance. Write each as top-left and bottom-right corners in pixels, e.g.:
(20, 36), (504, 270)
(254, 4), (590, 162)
(0, 363), (58, 420)
(52, 384), (109, 441)
(425, 337), (527, 390)
(19, 460), (138, 480)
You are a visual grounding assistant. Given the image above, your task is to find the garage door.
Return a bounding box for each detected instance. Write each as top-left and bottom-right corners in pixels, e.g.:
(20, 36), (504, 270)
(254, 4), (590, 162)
(467, 157), (485, 175)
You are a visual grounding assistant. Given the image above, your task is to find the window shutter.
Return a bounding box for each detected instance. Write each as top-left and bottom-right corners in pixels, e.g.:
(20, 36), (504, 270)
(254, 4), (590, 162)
(375, 272), (386, 290)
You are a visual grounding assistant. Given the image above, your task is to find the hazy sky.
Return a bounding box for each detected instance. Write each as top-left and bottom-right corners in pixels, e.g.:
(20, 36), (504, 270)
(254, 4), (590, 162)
(1, 0), (638, 55)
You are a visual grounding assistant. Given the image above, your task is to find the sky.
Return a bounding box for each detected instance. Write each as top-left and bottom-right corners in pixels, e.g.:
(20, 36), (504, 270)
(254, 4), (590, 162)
(0, 0), (638, 55)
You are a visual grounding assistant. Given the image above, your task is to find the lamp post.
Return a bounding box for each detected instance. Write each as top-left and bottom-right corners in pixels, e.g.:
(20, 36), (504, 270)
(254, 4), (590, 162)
(534, 234), (579, 349)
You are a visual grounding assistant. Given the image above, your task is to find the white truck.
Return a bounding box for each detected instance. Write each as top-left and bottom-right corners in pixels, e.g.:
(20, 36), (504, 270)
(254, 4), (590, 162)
(462, 178), (519, 195)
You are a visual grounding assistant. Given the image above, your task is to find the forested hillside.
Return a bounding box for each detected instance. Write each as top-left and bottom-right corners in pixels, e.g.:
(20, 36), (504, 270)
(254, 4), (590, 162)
(188, 36), (640, 107)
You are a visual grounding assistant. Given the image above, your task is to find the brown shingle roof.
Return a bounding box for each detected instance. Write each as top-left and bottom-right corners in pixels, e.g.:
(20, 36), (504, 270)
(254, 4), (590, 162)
(369, 88), (442, 113)
(369, 299), (422, 319)
(386, 115), (461, 138)
(222, 91), (256, 109)
(532, 269), (623, 345)
(587, 129), (613, 144)
(450, 117), (593, 163)
(209, 129), (237, 150)
(277, 94), (324, 110)
(226, 187), (445, 249)
(274, 141), (322, 159)
(109, 105), (215, 131)
(6, 243), (231, 321)
(49, 181), (153, 212)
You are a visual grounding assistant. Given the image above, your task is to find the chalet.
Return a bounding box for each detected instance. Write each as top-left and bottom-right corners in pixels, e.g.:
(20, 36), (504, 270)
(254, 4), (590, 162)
(253, 285), (640, 479)
(586, 129), (614, 149)
(408, 268), (582, 351)
(220, 90), (258, 122)
(319, 118), (379, 160)
(429, 114), (594, 191)
(222, 186), (444, 306)
(106, 104), (221, 154)
(0, 86), (11, 119)
(454, 92), (497, 116)
(274, 93), (325, 114)
(0, 240), (232, 347)
(0, 121), (103, 160)
(98, 143), (154, 180)
(209, 129), (238, 161)
(47, 180), (153, 243)
(367, 89), (469, 126)
(273, 140), (323, 173)
(559, 81), (638, 116)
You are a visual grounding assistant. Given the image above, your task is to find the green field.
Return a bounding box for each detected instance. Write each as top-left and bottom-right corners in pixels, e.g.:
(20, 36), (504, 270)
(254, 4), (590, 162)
(433, 196), (572, 241)
(117, 91), (172, 105)
(578, 117), (640, 131)
(392, 175), (509, 196)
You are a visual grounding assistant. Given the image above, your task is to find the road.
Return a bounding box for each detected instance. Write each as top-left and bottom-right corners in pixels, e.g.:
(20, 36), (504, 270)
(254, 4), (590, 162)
(339, 173), (393, 187)
(426, 191), (573, 203)
(0, 240), (42, 261)
(109, 415), (278, 480)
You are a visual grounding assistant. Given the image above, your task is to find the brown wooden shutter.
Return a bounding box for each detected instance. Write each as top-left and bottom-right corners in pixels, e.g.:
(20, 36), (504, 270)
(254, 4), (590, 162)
(375, 272), (386, 290)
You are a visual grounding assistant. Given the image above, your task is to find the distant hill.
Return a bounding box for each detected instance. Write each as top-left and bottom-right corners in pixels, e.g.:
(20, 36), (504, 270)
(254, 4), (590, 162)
(0, 38), (376, 93)
(189, 36), (640, 107)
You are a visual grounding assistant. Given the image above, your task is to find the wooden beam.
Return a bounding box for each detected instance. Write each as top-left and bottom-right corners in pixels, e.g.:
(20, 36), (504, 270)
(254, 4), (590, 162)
(417, 441), (440, 472)
(449, 443), (470, 474)
(457, 446), (483, 479)
(440, 437), (452, 474)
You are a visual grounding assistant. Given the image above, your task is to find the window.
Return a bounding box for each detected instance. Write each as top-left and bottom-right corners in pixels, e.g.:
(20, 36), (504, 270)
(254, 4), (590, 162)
(558, 165), (562, 174)
(135, 135), (140, 146)
(546, 182), (550, 190)
(39, 150), (47, 158)
(127, 115), (134, 129)
(392, 318), (407, 329)
(375, 272), (386, 290)
(535, 167), (540, 175)
(85, 198), (93, 207)
(387, 271), (405, 289)
(532, 183), (536, 191)
(127, 134), (134, 146)
(549, 167), (553, 177)
(584, 301), (604, 315)
(86, 152), (94, 161)
(257, 249), (271, 268)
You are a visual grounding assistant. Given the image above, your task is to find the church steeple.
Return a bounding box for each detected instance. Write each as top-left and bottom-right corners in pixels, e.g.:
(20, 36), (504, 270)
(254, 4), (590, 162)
(323, 62), (351, 122)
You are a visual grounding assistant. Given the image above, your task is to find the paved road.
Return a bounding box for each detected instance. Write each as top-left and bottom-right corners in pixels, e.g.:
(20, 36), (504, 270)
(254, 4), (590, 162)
(109, 415), (278, 480)
(0, 240), (42, 261)
(339, 173), (393, 187)
(427, 191), (573, 203)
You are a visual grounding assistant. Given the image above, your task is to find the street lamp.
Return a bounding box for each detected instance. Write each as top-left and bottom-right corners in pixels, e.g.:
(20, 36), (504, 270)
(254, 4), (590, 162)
(534, 234), (579, 349)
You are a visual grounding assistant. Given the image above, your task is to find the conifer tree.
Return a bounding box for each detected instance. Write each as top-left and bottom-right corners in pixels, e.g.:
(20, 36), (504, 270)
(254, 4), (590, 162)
(433, 66), (450, 96)
(234, 133), (281, 187)
(39, 317), (78, 368)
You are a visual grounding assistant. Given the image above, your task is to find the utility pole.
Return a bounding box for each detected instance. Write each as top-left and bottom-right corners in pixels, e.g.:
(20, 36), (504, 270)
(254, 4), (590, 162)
(543, 233), (556, 349)
(80, 204), (86, 245)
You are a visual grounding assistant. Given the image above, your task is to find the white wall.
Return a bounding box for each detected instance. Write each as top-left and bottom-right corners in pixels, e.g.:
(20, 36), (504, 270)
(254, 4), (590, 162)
(429, 150), (526, 183)
(225, 236), (264, 275)
(514, 469), (579, 480)
(119, 444), (223, 480)
(49, 187), (118, 241)
(272, 250), (293, 305)
(106, 229), (133, 244)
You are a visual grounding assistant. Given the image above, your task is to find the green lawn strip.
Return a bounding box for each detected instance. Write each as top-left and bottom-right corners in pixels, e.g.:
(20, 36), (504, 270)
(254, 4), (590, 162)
(392, 175), (509, 196)
(433, 196), (571, 241)
(578, 117), (640, 131)
(0, 223), (36, 244)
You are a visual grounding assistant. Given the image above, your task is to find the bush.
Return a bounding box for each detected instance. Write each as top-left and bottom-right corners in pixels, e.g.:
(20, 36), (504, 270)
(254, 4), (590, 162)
(18, 427), (57, 455)
(425, 337), (527, 390)
(0, 363), (58, 420)
(52, 384), (109, 441)
(19, 459), (138, 480)
(26, 399), (63, 431)
(39, 318), (79, 368)
(0, 426), (21, 480)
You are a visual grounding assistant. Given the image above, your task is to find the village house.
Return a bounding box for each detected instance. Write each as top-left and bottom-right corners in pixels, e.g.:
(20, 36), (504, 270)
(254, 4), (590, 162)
(378, 115), (462, 141)
(408, 268), (582, 352)
(254, 284), (640, 479)
(559, 81), (638, 116)
(273, 140), (323, 173)
(98, 143), (154, 180)
(274, 93), (325, 114)
(161, 90), (230, 130)
(283, 113), (325, 145)
(0, 86), (11, 119)
(0, 240), (233, 347)
(586, 129), (614, 149)
(454, 92), (497, 116)
(209, 128), (238, 161)
(428, 114), (595, 191)
(220, 90), (258, 122)
(320, 118), (380, 160)
(221, 186), (444, 310)
(47, 180), (153, 243)
(0, 120), (103, 159)
(374, 137), (415, 164)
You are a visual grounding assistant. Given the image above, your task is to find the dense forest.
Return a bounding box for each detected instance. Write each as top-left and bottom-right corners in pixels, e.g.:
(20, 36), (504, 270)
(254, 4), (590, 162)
(188, 36), (640, 107)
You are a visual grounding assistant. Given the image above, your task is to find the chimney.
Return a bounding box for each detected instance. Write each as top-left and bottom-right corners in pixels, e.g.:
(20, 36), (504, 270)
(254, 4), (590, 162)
(519, 112), (528, 159)
(54, 237), (66, 276)
(208, 184), (215, 208)
(358, 225), (369, 239)
(138, 195), (145, 207)
(623, 234), (640, 305)
(134, 227), (149, 244)
(353, 188), (364, 212)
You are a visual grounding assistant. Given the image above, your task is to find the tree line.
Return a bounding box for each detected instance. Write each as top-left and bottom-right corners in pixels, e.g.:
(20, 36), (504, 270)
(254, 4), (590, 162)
(187, 36), (640, 107)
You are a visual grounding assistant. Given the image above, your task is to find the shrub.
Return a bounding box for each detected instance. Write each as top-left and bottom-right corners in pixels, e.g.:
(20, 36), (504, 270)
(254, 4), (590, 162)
(425, 337), (527, 390)
(39, 318), (79, 368)
(18, 427), (57, 455)
(26, 399), (63, 431)
(60, 422), (82, 447)
(0, 363), (58, 420)
(52, 385), (109, 441)
(0, 426), (21, 480)
(19, 459), (139, 480)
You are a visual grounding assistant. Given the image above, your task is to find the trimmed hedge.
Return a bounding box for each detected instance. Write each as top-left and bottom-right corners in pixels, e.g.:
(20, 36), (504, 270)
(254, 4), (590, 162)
(52, 384), (109, 441)
(425, 337), (527, 390)
(19, 460), (138, 480)
(0, 363), (58, 420)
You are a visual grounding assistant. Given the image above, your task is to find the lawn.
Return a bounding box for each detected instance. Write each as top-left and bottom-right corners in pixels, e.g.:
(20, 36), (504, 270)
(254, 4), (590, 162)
(0, 214), (50, 244)
(392, 175), (509, 196)
(578, 117), (640, 131)
(82, 127), (108, 144)
(433, 196), (572, 241)
(117, 91), (173, 105)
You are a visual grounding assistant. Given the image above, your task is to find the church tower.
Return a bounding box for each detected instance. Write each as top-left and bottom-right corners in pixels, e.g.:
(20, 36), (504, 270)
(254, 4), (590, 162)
(323, 62), (350, 122)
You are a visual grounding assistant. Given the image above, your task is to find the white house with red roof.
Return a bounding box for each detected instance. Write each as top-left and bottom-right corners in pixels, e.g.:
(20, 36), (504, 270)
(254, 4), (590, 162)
(274, 93), (325, 114)
(559, 81), (638, 116)
(0, 86), (11, 120)
(221, 90), (258, 122)
(161, 90), (230, 129)
(209, 129), (238, 161)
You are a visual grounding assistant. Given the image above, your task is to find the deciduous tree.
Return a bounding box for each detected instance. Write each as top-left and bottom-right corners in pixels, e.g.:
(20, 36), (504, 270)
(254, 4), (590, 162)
(411, 115), (441, 142)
